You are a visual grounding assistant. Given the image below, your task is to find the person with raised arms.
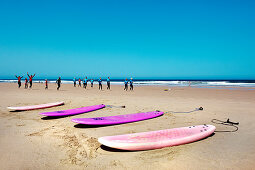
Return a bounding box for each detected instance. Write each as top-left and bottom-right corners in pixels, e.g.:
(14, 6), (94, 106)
(98, 77), (102, 90)
(15, 75), (23, 88)
(27, 72), (35, 88)
(124, 78), (128, 91)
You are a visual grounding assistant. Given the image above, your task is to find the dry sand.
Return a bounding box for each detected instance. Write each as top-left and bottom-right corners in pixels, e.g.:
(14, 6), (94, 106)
(0, 82), (255, 170)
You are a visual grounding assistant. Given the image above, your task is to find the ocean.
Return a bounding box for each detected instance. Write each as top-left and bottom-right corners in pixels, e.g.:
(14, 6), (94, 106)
(1, 78), (255, 87)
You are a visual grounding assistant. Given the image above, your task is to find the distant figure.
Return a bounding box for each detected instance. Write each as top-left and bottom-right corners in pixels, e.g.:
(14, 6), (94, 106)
(124, 78), (128, 91)
(78, 78), (81, 87)
(24, 78), (28, 89)
(15, 75), (23, 88)
(91, 79), (94, 87)
(45, 79), (48, 89)
(27, 72), (36, 88)
(130, 78), (133, 90)
(73, 77), (76, 87)
(107, 77), (110, 90)
(83, 77), (88, 89)
(98, 77), (102, 90)
(56, 77), (61, 90)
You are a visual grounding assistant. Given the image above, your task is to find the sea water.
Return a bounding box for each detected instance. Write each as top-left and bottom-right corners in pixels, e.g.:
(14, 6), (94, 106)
(1, 78), (255, 88)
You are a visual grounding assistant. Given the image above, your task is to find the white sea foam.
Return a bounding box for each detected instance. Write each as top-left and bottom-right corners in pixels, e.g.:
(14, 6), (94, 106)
(205, 81), (255, 87)
(134, 81), (189, 86)
(1, 79), (255, 87)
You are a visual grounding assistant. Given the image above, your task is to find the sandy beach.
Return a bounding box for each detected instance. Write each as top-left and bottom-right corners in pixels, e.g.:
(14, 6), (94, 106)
(0, 82), (255, 170)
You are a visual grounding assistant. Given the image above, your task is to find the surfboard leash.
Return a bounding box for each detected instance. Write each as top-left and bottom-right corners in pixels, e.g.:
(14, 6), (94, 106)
(105, 105), (126, 108)
(211, 119), (239, 132)
(164, 107), (203, 114)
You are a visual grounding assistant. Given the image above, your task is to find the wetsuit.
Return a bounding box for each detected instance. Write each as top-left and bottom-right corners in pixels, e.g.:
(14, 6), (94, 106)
(73, 78), (76, 87)
(83, 78), (88, 89)
(98, 79), (102, 90)
(27, 73), (35, 88)
(124, 80), (128, 91)
(78, 79), (81, 87)
(56, 78), (61, 90)
(130, 79), (133, 90)
(45, 80), (48, 89)
(107, 78), (110, 90)
(91, 80), (94, 87)
(15, 76), (23, 88)
(25, 78), (28, 89)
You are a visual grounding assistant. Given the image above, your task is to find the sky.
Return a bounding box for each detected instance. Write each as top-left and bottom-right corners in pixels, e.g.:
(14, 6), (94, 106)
(0, 0), (254, 79)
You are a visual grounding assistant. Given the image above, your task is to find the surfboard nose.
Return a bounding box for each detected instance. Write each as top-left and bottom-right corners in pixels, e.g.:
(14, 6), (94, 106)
(207, 124), (216, 131)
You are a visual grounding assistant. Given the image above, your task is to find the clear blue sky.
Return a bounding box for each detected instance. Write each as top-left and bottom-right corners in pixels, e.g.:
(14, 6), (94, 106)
(0, 0), (254, 79)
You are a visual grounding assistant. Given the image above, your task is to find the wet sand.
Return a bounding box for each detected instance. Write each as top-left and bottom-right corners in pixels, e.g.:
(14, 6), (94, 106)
(0, 82), (255, 170)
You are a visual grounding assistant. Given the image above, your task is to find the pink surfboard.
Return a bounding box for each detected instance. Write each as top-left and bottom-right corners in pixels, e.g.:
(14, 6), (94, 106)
(71, 111), (164, 125)
(40, 104), (105, 116)
(98, 125), (216, 151)
(7, 101), (64, 111)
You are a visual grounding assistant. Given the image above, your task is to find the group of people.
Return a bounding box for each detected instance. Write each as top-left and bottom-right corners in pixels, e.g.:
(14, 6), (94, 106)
(15, 75), (134, 91)
(45, 77), (61, 90)
(124, 78), (134, 90)
(73, 77), (105, 90)
(73, 77), (134, 91)
(15, 72), (36, 89)
(14, 73), (61, 90)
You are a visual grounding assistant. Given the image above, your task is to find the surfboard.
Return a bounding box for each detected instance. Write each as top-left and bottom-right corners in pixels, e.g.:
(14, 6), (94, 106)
(98, 124), (216, 151)
(71, 111), (164, 125)
(40, 104), (105, 116)
(7, 101), (64, 111)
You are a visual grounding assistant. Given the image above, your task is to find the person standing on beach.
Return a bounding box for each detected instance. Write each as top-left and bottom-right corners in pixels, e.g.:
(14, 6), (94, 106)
(24, 78), (28, 89)
(27, 72), (35, 88)
(45, 79), (48, 89)
(78, 78), (81, 87)
(73, 77), (76, 87)
(107, 77), (110, 90)
(56, 77), (61, 90)
(124, 78), (128, 91)
(83, 77), (88, 89)
(15, 75), (23, 88)
(83, 78), (85, 88)
(98, 77), (102, 90)
(130, 78), (134, 90)
(91, 79), (94, 87)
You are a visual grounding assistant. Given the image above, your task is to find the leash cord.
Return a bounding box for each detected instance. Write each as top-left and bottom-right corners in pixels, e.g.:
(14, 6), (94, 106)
(164, 108), (201, 114)
(211, 119), (239, 132)
(105, 105), (125, 108)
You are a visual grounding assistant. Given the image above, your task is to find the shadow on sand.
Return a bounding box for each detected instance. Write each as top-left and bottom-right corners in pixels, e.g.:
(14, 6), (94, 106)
(41, 116), (69, 120)
(9, 110), (24, 112)
(74, 123), (121, 128)
(100, 145), (140, 153)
